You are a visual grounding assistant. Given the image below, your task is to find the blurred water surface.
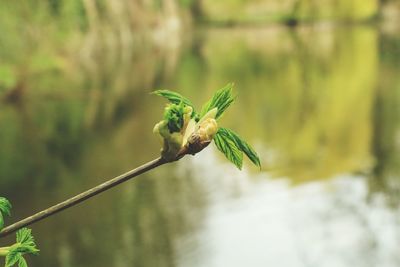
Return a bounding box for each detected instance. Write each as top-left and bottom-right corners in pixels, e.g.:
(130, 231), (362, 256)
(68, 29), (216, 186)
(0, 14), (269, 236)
(1, 24), (400, 267)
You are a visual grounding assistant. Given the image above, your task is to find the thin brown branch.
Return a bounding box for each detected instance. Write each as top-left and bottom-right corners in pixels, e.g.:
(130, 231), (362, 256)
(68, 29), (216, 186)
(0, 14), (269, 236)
(0, 157), (167, 238)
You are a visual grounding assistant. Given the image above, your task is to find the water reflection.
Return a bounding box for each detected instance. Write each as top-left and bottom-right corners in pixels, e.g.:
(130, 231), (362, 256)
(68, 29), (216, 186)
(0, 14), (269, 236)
(184, 149), (400, 267)
(0, 24), (400, 266)
(178, 25), (378, 182)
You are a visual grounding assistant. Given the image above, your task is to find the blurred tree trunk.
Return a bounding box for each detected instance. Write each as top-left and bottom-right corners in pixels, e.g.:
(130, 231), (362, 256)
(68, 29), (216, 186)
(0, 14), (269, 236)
(82, 0), (99, 32)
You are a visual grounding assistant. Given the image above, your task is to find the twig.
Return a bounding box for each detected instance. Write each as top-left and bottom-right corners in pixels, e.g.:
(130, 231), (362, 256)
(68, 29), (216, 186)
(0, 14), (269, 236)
(0, 157), (167, 238)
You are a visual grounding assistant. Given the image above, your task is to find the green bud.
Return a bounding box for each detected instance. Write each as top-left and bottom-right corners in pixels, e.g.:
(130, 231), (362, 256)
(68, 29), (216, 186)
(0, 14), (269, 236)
(153, 119), (184, 160)
(197, 107), (218, 125)
(197, 118), (218, 142)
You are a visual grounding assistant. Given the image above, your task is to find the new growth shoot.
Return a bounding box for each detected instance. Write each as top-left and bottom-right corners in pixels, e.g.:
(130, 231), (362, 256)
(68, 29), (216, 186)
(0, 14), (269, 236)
(0, 83), (260, 265)
(0, 198), (39, 267)
(153, 83), (261, 169)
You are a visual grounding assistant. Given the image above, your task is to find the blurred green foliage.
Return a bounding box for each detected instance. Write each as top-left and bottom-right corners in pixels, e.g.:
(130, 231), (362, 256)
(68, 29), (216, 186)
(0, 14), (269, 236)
(1, 1), (400, 265)
(0, 0), (391, 96)
(173, 26), (379, 181)
(2, 23), (399, 186)
(201, 0), (378, 23)
(2, 24), (400, 264)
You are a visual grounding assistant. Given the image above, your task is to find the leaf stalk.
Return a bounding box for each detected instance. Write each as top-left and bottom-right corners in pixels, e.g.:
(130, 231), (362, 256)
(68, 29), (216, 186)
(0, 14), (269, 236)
(0, 247), (9, 256)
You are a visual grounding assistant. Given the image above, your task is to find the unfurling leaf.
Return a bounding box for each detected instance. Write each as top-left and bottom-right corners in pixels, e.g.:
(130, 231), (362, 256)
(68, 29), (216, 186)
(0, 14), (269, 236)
(5, 250), (20, 267)
(0, 199), (39, 267)
(200, 83), (235, 119)
(18, 257), (27, 267)
(163, 102), (186, 133)
(218, 128), (261, 168)
(0, 197), (12, 217)
(5, 228), (39, 267)
(0, 197), (11, 230)
(153, 102), (193, 160)
(152, 90), (194, 109)
(16, 228), (39, 254)
(214, 130), (243, 169)
(153, 83), (260, 168)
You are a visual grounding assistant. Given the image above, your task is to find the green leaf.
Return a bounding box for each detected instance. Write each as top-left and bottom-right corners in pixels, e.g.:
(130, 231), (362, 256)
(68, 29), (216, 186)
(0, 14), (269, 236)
(18, 257), (27, 267)
(16, 228), (34, 245)
(15, 228), (39, 255)
(200, 83), (235, 119)
(6, 252), (29, 267)
(218, 128), (261, 168)
(152, 90), (194, 108)
(213, 130), (243, 169)
(3, 229), (38, 267)
(163, 102), (185, 133)
(0, 215), (4, 231)
(0, 197), (12, 217)
(0, 197), (11, 230)
(5, 251), (21, 267)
